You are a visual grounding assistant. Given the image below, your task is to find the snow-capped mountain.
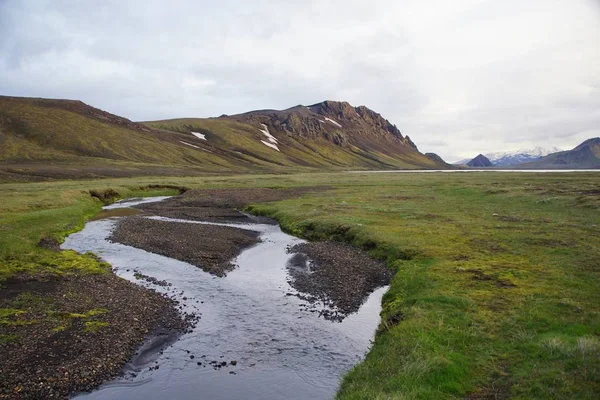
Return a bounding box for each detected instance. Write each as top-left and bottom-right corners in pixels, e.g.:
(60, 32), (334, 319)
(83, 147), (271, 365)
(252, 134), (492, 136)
(487, 147), (562, 166)
(454, 147), (562, 166)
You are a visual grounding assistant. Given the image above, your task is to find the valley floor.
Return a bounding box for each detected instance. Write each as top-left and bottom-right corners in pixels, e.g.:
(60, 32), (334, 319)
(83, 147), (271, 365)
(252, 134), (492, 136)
(1, 172), (599, 399)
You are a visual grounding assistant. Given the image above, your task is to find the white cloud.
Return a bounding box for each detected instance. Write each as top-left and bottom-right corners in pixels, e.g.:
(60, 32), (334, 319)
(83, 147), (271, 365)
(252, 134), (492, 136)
(1, 0), (599, 162)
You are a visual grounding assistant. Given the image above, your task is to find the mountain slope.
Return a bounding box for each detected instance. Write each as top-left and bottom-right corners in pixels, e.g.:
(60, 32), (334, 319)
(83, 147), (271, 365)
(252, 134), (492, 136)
(466, 154), (493, 167)
(0, 96), (239, 169)
(0, 96), (447, 180)
(520, 138), (600, 169)
(145, 100), (442, 170)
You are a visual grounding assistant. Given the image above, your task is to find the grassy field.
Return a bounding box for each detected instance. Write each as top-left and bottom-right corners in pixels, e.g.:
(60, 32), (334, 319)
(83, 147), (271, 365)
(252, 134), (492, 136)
(1, 172), (599, 398)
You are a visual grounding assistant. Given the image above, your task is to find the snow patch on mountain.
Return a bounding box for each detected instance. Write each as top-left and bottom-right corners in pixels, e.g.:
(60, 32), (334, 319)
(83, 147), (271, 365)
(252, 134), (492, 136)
(324, 117), (342, 128)
(259, 124), (278, 144)
(259, 124), (280, 151)
(191, 132), (207, 140)
(261, 140), (280, 151)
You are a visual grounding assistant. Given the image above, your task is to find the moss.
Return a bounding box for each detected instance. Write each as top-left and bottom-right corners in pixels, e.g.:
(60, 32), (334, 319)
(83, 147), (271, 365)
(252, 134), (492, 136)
(84, 321), (110, 333)
(0, 308), (25, 320)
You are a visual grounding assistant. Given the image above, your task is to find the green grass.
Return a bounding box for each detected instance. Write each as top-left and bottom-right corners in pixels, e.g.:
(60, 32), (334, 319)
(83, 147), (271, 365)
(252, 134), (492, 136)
(0, 181), (183, 280)
(1, 171), (599, 398)
(246, 172), (600, 399)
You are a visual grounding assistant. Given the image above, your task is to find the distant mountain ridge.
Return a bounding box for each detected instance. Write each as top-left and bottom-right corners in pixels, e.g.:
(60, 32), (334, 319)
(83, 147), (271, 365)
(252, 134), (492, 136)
(520, 138), (600, 169)
(455, 147), (562, 166)
(485, 146), (562, 166)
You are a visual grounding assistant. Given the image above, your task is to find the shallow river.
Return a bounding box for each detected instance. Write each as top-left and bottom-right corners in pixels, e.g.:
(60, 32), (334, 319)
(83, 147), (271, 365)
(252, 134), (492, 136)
(62, 197), (387, 400)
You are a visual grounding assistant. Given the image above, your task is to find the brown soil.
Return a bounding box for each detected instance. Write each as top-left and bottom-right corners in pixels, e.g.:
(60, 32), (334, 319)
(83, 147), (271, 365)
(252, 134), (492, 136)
(0, 163), (238, 183)
(109, 217), (261, 276)
(286, 242), (393, 321)
(459, 268), (517, 288)
(37, 237), (61, 252)
(90, 208), (141, 221)
(135, 187), (320, 223)
(0, 274), (190, 399)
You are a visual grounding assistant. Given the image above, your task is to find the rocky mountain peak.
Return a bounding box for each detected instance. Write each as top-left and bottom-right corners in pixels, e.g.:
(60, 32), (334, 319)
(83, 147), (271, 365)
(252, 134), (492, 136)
(227, 100), (417, 150)
(311, 100), (358, 120)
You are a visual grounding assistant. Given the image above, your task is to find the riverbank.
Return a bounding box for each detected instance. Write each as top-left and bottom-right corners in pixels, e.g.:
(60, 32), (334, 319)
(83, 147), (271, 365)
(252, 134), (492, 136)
(287, 241), (393, 321)
(0, 185), (188, 398)
(0, 274), (189, 399)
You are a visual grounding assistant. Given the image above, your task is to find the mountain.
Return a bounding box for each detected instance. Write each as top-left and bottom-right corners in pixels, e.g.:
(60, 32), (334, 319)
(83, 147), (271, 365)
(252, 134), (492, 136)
(485, 146), (562, 166)
(143, 101), (444, 172)
(520, 138), (600, 169)
(454, 147), (562, 166)
(466, 154), (493, 167)
(424, 153), (451, 166)
(0, 96), (447, 181)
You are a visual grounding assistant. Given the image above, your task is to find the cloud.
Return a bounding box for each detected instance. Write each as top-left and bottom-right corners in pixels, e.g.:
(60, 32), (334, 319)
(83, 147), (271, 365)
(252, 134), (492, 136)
(1, 0), (599, 162)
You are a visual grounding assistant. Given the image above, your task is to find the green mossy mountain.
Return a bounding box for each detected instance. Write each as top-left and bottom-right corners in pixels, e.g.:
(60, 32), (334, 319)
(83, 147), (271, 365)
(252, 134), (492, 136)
(0, 96), (446, 180)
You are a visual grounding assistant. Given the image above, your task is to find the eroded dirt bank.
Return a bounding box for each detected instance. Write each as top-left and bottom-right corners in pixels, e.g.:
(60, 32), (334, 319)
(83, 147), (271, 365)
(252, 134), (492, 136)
(0, 274), (190, 399)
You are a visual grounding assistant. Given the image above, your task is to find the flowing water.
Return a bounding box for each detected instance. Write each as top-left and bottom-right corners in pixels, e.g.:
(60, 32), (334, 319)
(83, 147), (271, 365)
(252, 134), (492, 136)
(62, 197), (387, 400)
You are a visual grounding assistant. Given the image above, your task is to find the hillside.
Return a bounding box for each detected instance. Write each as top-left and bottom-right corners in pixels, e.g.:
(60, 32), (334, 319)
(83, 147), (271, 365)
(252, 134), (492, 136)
(0, 96), (446, 181)
(146, 100), (441, 170)
(0, 95), (248, 180)
(520, 138), (600, 169)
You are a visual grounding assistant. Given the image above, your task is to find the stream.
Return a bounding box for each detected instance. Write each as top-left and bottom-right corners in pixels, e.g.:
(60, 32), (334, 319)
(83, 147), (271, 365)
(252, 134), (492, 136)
(62, 197), (387, 400)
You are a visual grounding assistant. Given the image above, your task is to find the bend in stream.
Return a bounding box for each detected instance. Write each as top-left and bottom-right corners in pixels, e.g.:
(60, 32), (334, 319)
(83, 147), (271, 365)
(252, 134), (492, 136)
(63, 196), (387, 400)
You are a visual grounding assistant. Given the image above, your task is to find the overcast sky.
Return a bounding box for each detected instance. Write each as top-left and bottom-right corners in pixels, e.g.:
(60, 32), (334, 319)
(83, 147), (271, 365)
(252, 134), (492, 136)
(1, 0), (599, 161)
